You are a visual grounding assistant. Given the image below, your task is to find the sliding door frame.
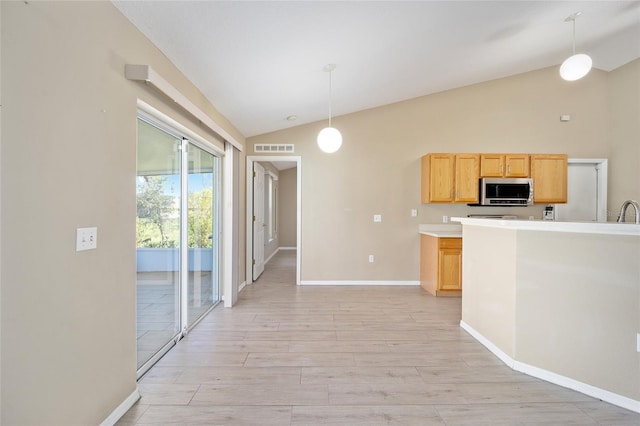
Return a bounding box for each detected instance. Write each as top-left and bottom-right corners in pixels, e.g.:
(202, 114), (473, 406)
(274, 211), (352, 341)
(136, 101), (225, 378)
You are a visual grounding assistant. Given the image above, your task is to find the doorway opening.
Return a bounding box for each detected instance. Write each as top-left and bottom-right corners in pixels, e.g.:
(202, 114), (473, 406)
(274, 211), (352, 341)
(246, 156), (301, 286)
(554, 158), (608, 222)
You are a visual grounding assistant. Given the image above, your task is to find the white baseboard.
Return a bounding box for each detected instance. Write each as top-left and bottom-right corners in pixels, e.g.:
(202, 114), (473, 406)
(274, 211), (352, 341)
(264, 247), (296, 265)
(300, 280), (420, 286)
(264, 249), (279, 265)
(460, 320), (640, 414)
(459, 321), (516, 369)
(238, 280), (246, 292)
(100, 388), (140, 426)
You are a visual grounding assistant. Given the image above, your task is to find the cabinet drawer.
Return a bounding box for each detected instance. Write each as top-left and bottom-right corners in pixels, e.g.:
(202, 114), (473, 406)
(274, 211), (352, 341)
(439, 238), (461, 249)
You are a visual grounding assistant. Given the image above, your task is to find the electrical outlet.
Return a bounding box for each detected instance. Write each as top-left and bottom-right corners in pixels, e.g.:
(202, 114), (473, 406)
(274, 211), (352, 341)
(442, 215), (449, 223)
(368, 255), (374, 263)
(76, 227), (97, 251)
(637, 333), (640, 352)
(411, 209), (418, 217)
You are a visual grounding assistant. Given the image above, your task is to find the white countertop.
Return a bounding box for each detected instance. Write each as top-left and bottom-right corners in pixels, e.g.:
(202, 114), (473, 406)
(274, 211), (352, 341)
(451, 217), (640, 236)
(418, 224), (462, 238)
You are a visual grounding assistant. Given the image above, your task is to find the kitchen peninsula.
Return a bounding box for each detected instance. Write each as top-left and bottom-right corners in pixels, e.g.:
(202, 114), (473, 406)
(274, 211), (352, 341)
(452, 217), (640, 413)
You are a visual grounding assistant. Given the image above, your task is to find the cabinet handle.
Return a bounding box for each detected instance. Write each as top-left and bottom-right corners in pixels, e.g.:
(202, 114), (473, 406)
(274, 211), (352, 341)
(507, 165), (511, 175)
(500, 164), (504, 174)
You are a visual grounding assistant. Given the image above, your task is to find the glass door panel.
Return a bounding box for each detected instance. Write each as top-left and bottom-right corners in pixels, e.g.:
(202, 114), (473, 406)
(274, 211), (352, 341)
(135, 118), (182, 371)
(187, 145), (220, 327)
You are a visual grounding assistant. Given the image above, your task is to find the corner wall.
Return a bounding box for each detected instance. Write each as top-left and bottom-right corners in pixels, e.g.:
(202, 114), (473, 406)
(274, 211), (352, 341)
(0, 2), (244, 424)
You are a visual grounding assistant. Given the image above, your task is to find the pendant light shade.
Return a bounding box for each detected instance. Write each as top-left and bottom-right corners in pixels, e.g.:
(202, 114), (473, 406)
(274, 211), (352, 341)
(560, 53), (593, 81)
(560, 12), (592, 81)
(317, 64), (342, 153)
(317, 127), (342, 153)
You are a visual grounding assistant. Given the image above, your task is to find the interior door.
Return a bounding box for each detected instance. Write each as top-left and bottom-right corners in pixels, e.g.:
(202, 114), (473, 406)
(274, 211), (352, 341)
(253, 162), (266, 279)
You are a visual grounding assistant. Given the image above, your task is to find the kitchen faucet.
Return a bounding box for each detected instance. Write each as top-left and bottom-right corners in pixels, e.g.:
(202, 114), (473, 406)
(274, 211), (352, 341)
(616, 200), (640, 224)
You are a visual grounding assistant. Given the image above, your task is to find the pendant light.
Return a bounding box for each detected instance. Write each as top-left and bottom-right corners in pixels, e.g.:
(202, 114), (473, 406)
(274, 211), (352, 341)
(559, 12), (592, 81)
(317, 64), (342, 153)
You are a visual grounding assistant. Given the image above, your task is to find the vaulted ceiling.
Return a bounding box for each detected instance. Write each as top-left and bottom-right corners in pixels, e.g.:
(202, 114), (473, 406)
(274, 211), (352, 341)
(113, 1), (640, 138)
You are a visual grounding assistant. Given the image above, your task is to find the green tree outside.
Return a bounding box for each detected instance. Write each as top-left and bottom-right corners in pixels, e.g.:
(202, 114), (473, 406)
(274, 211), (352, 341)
(136, 175), (214, 249)
(188, 187), (213, 248)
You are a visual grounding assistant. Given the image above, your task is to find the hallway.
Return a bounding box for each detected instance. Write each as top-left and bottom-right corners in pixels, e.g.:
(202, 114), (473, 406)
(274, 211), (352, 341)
(118, 250), (640, 425)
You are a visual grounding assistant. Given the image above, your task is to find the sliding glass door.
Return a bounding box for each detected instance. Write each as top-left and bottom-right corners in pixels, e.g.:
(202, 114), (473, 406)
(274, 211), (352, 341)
(187, 145), (220, 327)
(136, 116), (220, 376)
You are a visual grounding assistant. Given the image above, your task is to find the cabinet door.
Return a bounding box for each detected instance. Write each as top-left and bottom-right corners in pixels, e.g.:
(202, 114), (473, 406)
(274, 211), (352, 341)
(505, 155), (530, 177)
(438, 239), (462, 292)
(480, 154), (504, 177)
(421, 154), (455, 203)
(455, 154), (480, 202)
(531, 154), (568, 203)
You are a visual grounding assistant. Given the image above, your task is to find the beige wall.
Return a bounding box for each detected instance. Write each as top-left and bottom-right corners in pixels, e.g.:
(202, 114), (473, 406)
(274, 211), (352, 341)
(0, 1), (244, 424)
(249, 62), (638, 282)
(607, 59), (640, 218)
(461, 226), (517, 357)
(515, 230), (640, 402)
(278, 168), (298, 248)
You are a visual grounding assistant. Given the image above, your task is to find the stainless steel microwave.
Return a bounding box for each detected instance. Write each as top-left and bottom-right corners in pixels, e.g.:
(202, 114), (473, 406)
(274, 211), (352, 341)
(479, 178), (533, 206)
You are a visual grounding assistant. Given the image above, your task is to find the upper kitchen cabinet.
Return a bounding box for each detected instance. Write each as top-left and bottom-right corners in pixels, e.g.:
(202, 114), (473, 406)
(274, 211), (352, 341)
(480, 154), (530, 177)
(421, 154), (479, 203)
(422, 154), (455, 202)
(455, 154), (480, 202)
(530, 154), (568, 203)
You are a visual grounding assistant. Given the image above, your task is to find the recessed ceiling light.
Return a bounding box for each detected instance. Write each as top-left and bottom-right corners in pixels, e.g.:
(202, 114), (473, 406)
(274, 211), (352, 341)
(286, 115), (298, 122)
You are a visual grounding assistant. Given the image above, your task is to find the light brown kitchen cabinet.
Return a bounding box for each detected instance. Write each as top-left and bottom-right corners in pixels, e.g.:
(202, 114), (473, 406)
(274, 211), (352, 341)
(479, 154), (504, 177)
(420, 235), (462, 297)
(530, 154), (568, 203)
(480, 154), (530, 177)
(421, 154), (479, 203)
(421, 154), (455, 202)
(454, 154), (480, 202)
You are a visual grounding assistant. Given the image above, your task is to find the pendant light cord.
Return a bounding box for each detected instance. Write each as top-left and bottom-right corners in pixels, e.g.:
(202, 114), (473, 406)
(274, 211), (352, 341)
(572, 18), (576, 55)
(328, 69), (333, 127)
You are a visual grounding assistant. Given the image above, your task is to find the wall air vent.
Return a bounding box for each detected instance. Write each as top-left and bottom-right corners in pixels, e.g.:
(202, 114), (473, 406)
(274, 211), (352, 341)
(254, 144), (294, 153)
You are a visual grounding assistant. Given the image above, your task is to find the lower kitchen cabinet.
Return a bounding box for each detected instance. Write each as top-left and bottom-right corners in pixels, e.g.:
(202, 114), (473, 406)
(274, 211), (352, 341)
(420, 234), (462, 297)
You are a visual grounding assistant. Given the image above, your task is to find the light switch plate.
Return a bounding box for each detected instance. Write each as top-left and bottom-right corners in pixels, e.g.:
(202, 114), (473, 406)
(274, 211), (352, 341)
(411, 209), (418, 217)
(373, 214), (382, 222)
(76, 227), (97, 251)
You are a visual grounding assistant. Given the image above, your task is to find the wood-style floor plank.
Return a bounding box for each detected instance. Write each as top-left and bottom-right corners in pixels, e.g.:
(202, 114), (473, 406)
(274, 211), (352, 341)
(118, 250), (640, 425)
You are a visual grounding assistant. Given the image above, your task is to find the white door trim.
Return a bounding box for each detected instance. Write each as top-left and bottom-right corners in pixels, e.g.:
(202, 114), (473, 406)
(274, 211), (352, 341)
(252, 162), (266, 279)
(246, 155), (302, 285)
(222, 142), (235, 307)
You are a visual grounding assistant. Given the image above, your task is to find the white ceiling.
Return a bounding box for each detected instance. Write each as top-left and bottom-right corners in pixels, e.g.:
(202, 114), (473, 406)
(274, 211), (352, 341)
(113, 1), (640, 138)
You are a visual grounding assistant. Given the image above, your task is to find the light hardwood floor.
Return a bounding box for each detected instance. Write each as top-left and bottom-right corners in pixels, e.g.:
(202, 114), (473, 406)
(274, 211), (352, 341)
(118, 250), (640, 425)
